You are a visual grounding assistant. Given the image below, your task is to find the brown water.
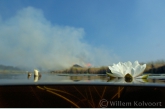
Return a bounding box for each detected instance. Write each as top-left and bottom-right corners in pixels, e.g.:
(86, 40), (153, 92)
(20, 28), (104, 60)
(0, 73), (165, 107)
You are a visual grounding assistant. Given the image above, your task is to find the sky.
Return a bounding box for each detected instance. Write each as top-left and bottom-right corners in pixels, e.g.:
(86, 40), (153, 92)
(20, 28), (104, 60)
(0, 0), (165, 70)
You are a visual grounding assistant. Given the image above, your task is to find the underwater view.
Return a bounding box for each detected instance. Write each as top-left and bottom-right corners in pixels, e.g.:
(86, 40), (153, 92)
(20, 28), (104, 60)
(0, 72), (165, 108)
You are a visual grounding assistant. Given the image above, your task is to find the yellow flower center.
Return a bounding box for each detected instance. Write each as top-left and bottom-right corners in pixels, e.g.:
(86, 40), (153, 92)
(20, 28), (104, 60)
(124, 73), (133, 82)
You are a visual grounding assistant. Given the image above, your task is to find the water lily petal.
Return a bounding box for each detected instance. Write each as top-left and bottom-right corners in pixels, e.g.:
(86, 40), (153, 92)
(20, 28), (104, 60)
(132, 61), (139, 68)
(132, 65), (140, 77)
(110, 65), (124, 76)
(133, 64), (146, 77)
(118, 62), (124, 75)
(123, 63), (129, 75)
(114, 64), (120, 71)
(109, 66), (120, 73)
(136, 64), (146, 77)
(131, 68), (135, 76)
(125, 67), (132, 76)
(108, 66), (123, 77)
(115, 64), (124, 75)
(126, 61), (132, 68)
(141, 64), (146, 72)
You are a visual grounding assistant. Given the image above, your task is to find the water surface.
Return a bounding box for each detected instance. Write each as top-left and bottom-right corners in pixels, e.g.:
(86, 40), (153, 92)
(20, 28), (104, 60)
(0, 73), (165, 86)
(0, 73), (165, 108)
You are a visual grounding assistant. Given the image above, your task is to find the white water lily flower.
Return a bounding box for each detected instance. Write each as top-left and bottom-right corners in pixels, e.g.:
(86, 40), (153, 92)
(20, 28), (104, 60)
(107, 61), (148, 81)
(34, 69), (39, 76)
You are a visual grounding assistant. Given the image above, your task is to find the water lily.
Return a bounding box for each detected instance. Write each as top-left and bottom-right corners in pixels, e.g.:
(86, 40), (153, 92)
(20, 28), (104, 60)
(34, 69), (39, 76)
(107, 61), (148, 82)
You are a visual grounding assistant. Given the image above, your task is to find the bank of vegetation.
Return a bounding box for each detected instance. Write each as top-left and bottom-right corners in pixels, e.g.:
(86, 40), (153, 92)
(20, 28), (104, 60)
(0, 64), (22, 73)
(51, 64), (111, 74)
(0, 60), (165, 74)
(52, 60), (165, 74)
(144, 60), (165, 74)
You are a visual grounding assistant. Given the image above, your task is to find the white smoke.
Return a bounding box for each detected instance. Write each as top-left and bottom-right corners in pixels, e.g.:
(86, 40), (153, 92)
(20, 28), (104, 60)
(0, 7), (119, 71)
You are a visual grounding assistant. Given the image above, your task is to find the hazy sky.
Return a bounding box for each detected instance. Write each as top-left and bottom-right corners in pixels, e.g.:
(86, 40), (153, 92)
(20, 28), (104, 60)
(0, 0), (165, 70)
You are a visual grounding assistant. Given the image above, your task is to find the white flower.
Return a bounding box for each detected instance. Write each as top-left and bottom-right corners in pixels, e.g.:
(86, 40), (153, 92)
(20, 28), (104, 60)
(107, 61), (148, 81)
(34, 69), (39, 76)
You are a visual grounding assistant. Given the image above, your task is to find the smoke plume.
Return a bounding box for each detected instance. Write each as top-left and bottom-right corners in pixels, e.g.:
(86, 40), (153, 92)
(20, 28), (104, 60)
(0, 7), (119, 71)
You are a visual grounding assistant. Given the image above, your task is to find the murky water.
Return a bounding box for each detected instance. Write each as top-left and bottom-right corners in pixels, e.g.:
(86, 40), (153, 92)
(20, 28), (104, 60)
(0, 72), (165, 108)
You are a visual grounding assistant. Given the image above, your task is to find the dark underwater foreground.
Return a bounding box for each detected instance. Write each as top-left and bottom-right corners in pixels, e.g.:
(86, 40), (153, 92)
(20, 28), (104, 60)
(0, 85), (164, 108)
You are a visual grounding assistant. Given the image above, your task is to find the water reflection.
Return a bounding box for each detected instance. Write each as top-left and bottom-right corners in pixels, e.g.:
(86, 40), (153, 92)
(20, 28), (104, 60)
(69, 75), (107, 82)
(52, 75), (108, 83)
(27, 75), (31, 79)
(107, 77), (148, 83)
(107, 75), (165, 85)
(34, 75), (41, 82)
(27, 72), (42, 82)
(0, 73), (165, 86)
